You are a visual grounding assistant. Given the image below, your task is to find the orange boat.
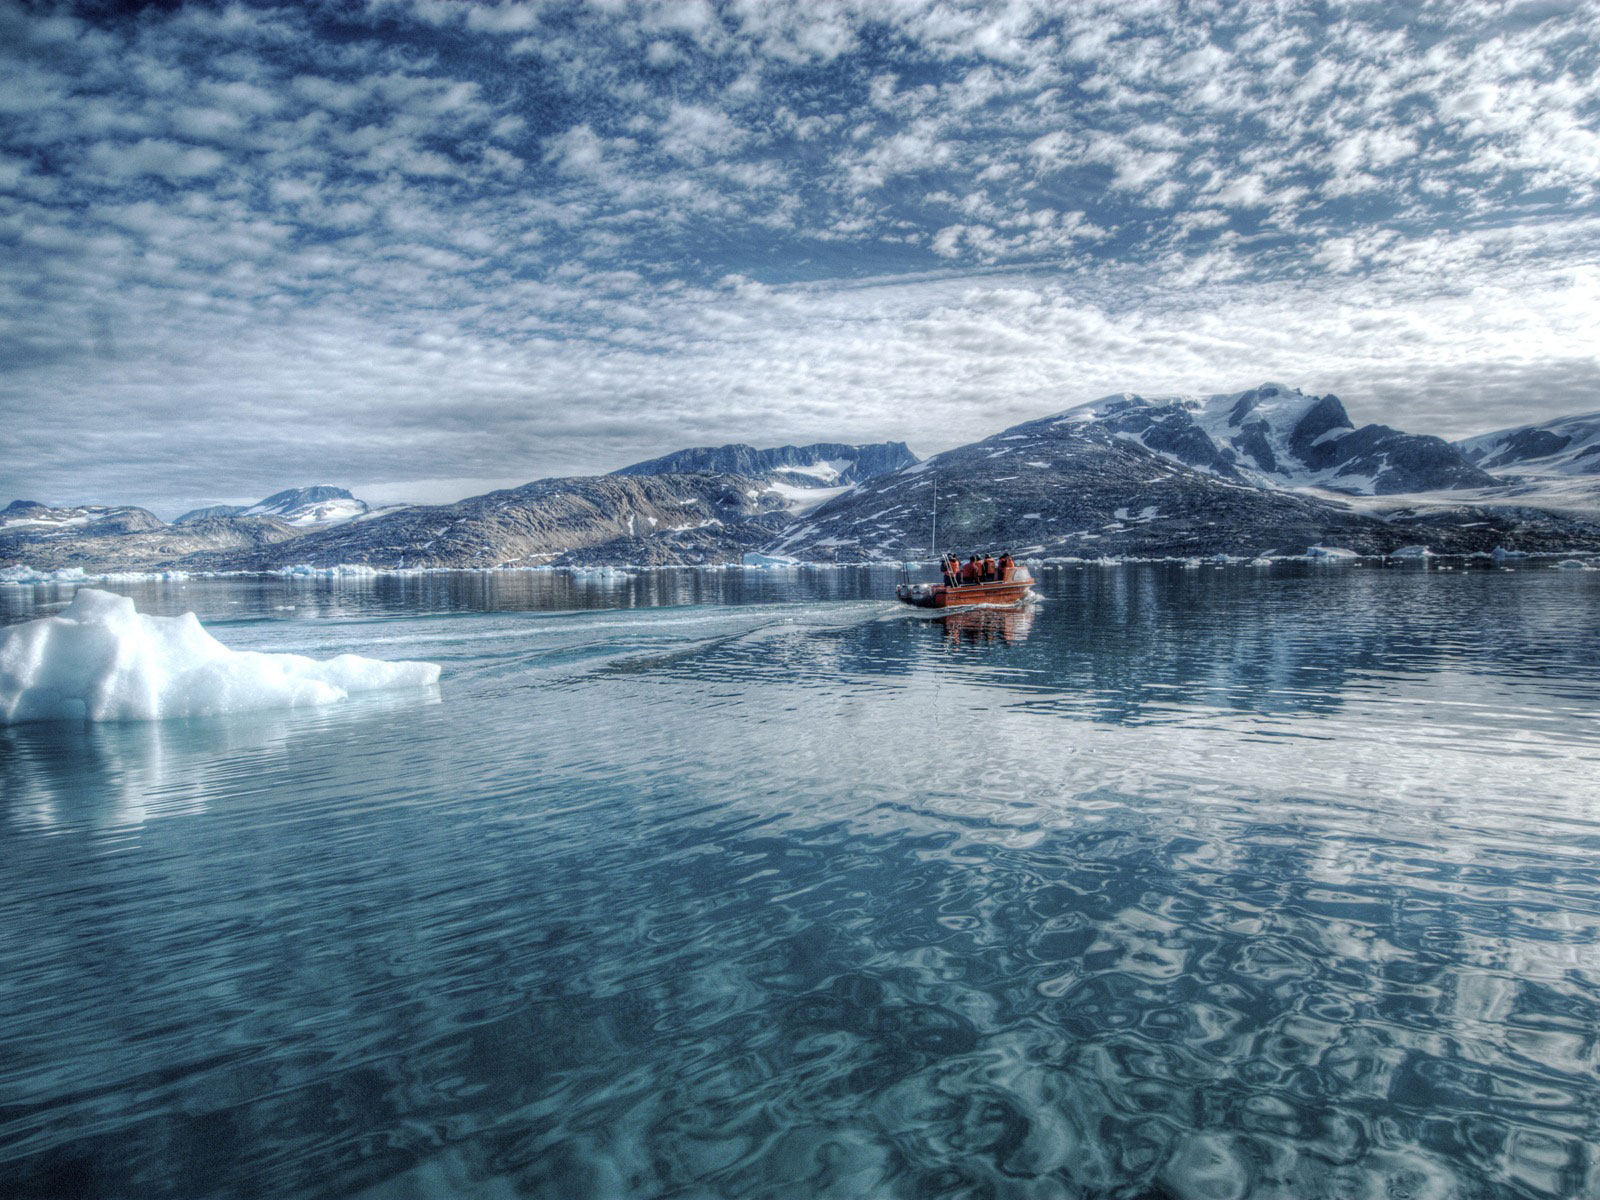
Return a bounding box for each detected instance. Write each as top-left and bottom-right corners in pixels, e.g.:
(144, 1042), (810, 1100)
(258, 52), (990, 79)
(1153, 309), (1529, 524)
(896, 561), (1035, 608)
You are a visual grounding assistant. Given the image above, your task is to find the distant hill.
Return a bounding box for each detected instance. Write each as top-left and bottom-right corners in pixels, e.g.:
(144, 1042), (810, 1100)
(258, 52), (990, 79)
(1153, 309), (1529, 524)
(2, 500), (163, 538)
(175, 486), (370, 527)
(613, 441), (917, 488)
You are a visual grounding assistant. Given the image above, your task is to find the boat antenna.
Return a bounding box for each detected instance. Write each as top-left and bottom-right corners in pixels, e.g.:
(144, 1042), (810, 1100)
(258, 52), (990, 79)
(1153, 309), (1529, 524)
(931, 473), (937, 558)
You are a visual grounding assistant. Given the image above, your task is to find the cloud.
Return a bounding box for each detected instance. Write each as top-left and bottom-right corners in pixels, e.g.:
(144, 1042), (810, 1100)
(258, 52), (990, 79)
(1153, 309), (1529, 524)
(84, 138), (227, 180)
(1, 0), (1599, 514)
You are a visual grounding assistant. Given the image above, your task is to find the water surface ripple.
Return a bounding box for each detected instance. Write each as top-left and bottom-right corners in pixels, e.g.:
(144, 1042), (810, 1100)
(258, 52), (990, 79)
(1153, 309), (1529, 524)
(3, 565), (1599, 1198)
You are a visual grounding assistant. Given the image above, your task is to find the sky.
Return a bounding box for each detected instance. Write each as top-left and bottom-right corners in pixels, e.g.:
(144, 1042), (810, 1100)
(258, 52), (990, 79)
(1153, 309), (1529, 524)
(2, 0), (1599, 517)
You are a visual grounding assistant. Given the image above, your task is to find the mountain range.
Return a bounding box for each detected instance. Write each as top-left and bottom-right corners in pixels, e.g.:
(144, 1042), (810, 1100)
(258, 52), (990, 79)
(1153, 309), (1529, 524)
(6, 389), (1600, 574)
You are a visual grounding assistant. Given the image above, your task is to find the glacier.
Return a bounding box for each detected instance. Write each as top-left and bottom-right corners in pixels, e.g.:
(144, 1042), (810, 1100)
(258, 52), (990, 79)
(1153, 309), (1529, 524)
(0, 588), (440, 725)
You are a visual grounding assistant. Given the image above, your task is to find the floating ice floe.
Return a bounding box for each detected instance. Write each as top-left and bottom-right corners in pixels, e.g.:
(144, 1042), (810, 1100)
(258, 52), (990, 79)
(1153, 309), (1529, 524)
(0, 588), (440, 725)
(1389, 545), (1432, 559)
(742, 552), (803, 569)
(1304, 545), (1358, 560)
(1491, 546), (1531, 561)
(275, 563), (385, 578)
(1555, 559), (1592, 570)
(0, 565), (191, 585)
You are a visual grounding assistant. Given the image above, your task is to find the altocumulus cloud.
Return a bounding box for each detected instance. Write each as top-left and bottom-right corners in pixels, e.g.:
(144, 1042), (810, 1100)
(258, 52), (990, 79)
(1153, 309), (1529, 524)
(1, 0), (1598, 514)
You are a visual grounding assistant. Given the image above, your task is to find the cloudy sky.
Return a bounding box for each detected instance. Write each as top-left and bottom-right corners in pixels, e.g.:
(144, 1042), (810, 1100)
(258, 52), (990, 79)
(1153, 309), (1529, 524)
(3, 0), (1599, 515)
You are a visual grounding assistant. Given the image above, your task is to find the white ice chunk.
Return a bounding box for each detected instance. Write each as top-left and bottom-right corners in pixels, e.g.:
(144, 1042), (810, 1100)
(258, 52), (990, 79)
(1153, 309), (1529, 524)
(0, 589), (440, 725)
(742, 552), (802, 568)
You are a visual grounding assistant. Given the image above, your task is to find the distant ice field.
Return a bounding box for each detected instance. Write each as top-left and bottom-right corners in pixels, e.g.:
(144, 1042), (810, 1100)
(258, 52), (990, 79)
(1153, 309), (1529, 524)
(3, 564), (1600, 1199)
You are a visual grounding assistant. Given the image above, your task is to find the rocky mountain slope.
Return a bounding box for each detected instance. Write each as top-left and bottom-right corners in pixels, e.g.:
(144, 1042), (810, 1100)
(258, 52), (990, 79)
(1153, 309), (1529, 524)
(174, 473), (790, 571)
(1455, 411), (1600, 477)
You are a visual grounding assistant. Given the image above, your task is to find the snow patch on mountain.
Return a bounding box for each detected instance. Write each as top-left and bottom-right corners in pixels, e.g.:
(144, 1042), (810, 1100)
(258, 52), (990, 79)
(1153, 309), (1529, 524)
(765, 480), (854, 515)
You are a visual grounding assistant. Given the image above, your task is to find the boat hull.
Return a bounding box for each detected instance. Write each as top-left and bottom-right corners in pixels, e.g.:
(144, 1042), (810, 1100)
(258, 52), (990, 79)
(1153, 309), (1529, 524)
(896, 580), (1032, 608)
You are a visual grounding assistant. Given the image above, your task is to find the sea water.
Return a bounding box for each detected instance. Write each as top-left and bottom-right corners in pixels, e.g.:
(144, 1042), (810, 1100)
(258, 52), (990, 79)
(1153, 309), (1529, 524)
(3, 563), (1599, 1199)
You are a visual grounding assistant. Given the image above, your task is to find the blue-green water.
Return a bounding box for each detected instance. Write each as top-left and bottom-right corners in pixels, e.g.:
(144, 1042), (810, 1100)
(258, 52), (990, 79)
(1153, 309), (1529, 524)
(3, 564), (1600, 1199)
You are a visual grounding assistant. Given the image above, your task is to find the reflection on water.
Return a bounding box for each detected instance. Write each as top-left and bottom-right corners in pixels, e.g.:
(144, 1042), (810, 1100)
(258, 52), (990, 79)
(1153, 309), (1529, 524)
(3, 565), (1600, 1199)
(933, 602), (1036, 647)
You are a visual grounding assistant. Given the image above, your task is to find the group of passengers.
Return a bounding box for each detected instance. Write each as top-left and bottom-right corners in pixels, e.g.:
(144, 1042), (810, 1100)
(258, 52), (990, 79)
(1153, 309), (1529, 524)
(941, 551), (1015, 587)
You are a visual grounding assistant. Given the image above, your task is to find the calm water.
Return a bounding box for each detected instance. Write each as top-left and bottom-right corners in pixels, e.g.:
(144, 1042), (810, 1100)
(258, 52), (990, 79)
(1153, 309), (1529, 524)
(4, 564), (1600, 1200)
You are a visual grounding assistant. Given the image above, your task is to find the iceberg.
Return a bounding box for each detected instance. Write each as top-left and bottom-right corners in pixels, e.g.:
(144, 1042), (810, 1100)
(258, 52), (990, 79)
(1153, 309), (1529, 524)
(1, 565), (92, 585)
(0, 589), (440, 725)
(741, 552), (802, 568)
(275, 563), (384, 578)
(1, 565), (193, 585)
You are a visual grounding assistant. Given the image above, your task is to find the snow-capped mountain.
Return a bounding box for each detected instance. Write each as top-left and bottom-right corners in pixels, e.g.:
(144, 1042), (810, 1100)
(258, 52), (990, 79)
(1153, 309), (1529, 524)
(772, 396), (1592, 561)
(1455, 411), (1600, 477)
(175, 486), (370, 527)
(1055, 384), (1495, 495)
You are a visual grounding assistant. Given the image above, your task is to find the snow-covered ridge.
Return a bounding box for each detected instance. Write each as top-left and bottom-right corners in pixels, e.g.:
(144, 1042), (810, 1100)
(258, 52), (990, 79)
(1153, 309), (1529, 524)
(1455, 411), (1600, 478)
(1042, 383), (1493, 496)
(0, 588), (440, 724)
(1, 500), (163, 537)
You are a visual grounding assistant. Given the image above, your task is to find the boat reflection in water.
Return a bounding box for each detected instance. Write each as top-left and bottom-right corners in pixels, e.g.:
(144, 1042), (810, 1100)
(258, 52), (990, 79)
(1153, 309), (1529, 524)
(937, 602), (1035, 646)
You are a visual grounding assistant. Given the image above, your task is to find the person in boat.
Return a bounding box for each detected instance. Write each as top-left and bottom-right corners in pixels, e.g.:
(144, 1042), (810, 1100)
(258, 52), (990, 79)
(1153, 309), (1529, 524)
(998, 551), (1014, 581)
(962, 555), (980, 584)
(982, 553), (997, 581)
(942, 553), (958, 586)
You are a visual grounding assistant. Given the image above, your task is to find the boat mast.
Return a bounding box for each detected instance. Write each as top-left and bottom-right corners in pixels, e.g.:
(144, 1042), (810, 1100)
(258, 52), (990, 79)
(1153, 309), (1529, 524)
(931, 475), (937, 558)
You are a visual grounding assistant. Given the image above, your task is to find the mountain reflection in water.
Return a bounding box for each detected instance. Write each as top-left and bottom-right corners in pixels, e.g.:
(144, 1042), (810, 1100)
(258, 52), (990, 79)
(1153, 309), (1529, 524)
(2, 563), (1599, 1200)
